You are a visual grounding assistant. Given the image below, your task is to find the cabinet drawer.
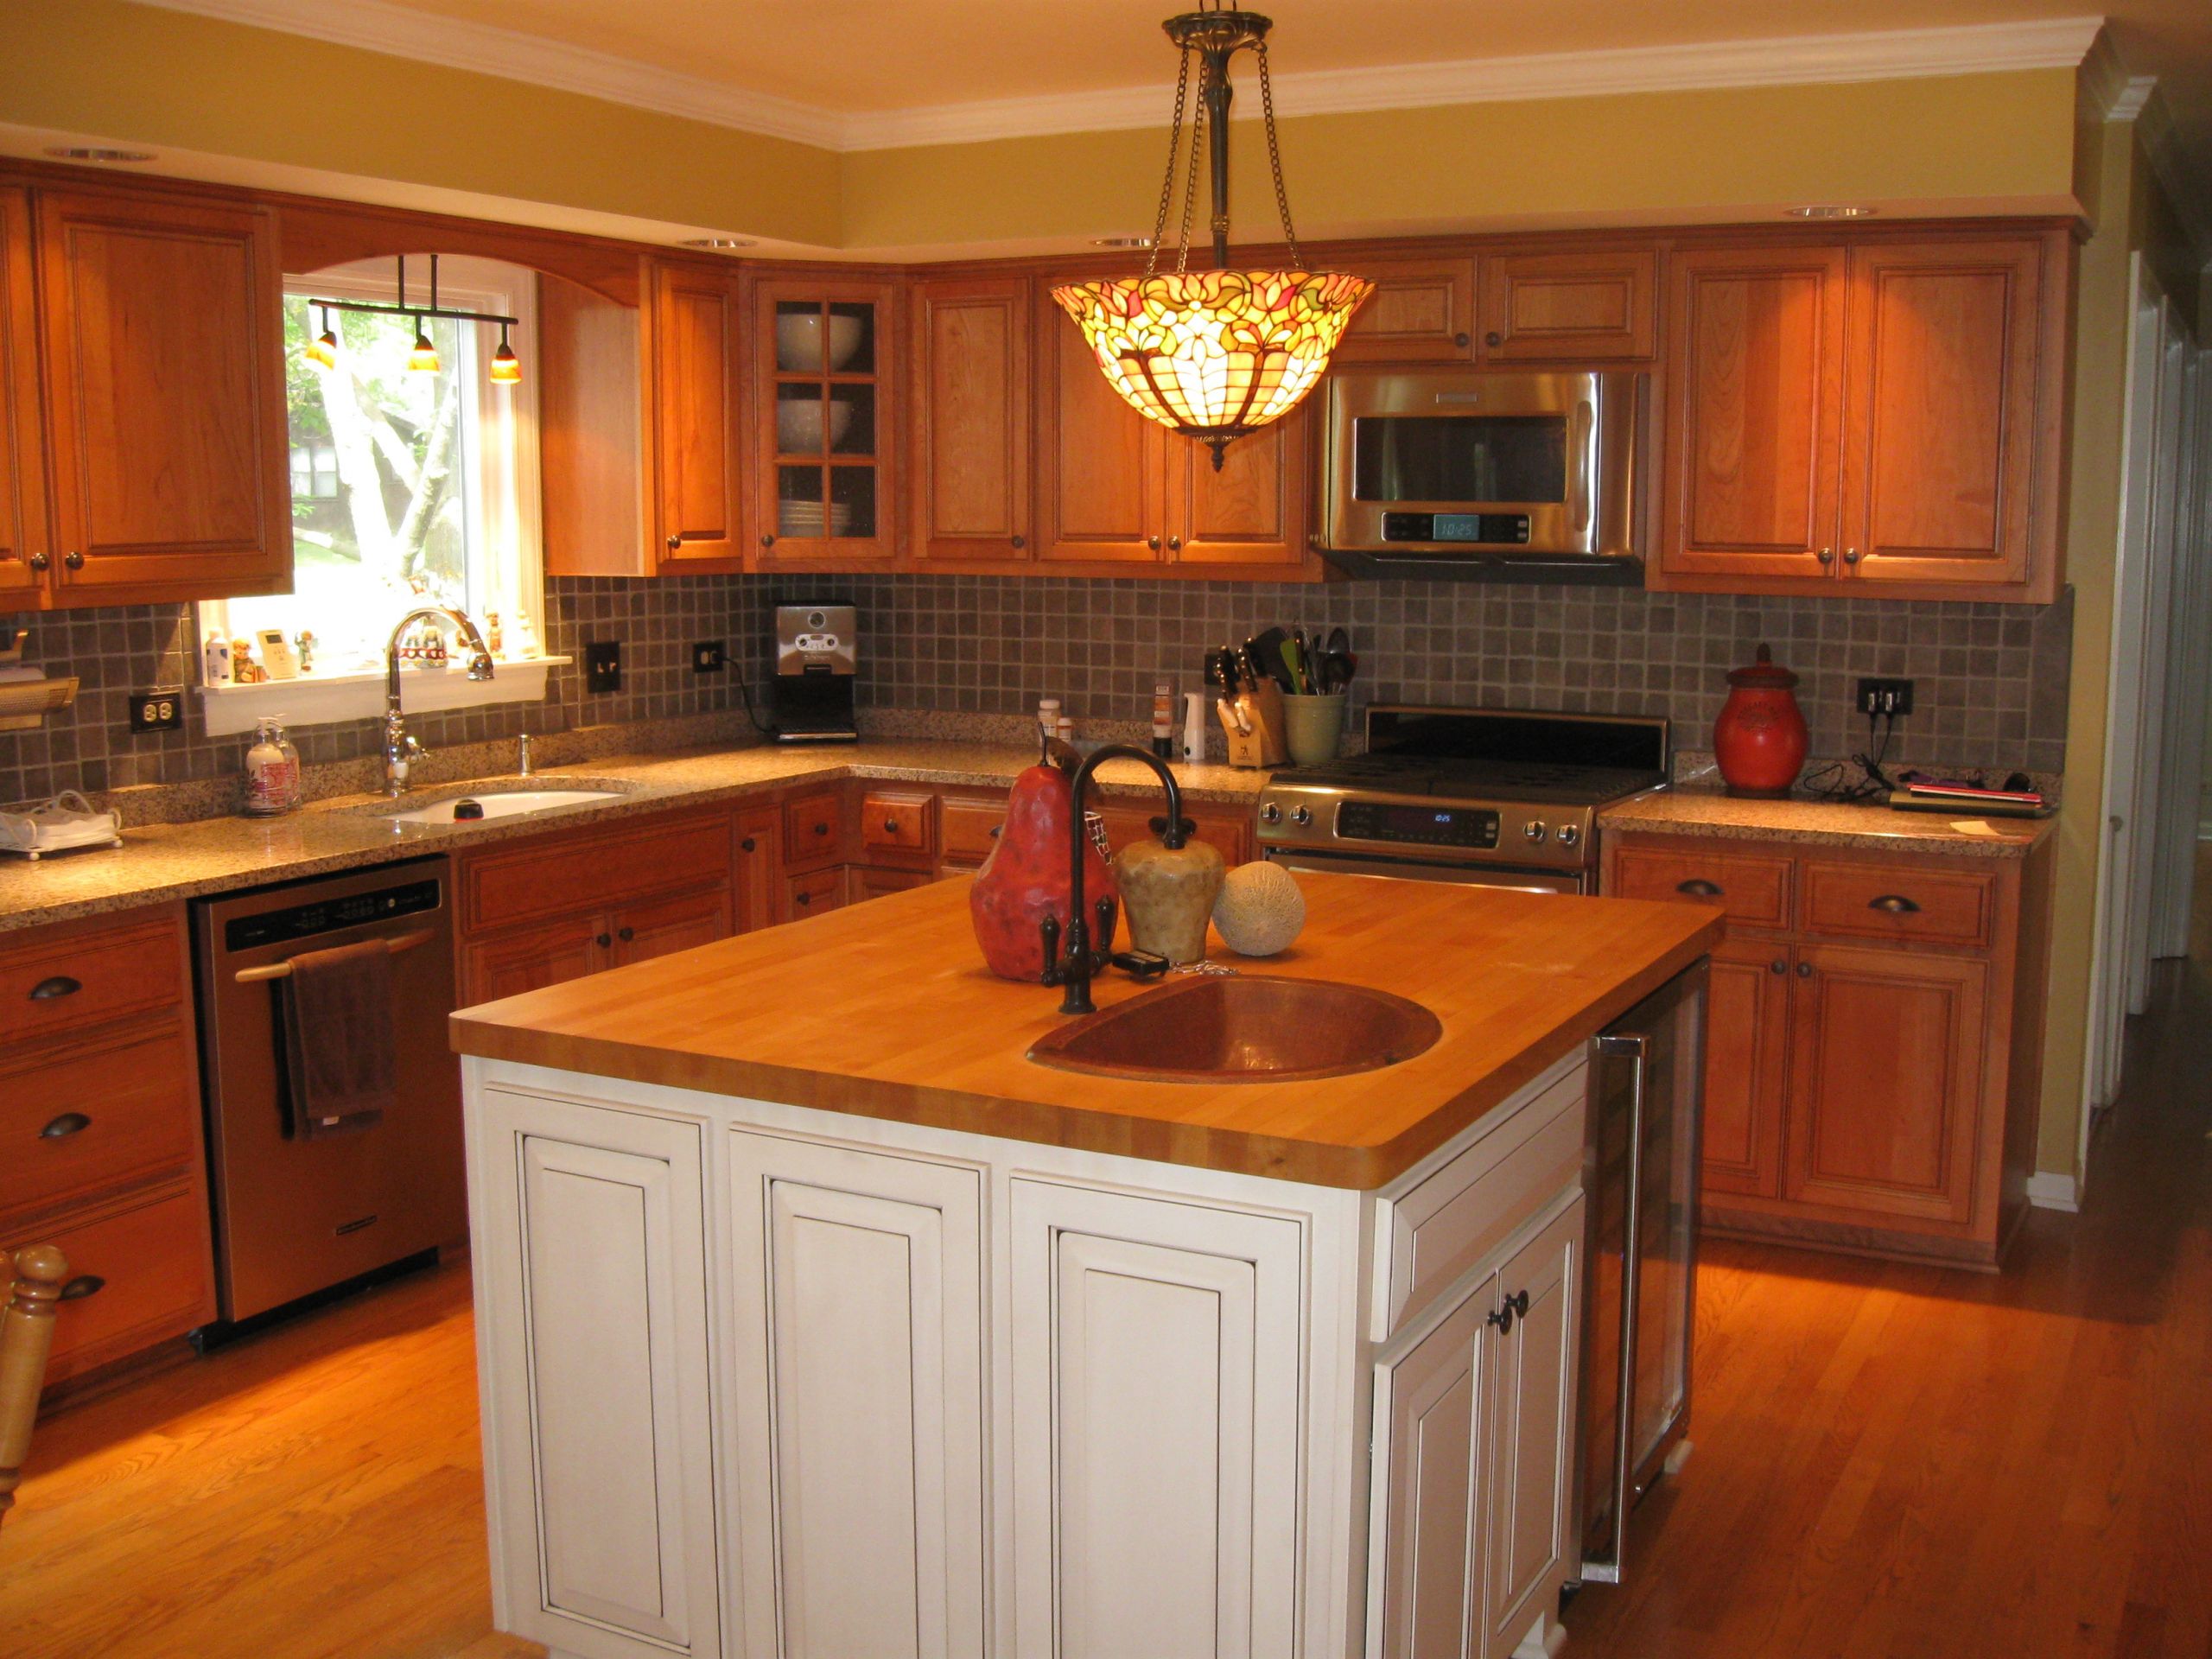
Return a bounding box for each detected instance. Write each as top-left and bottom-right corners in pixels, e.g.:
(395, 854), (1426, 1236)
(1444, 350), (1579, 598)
(1609, 844), (1791, 929)
(1799, 860), (1997, 949)
(861, 790), (936, 855)
(0, 912), (183, 1046)
(1380, 1058), (1587, 1336)
(783, 791), (844, 866)
(0, 1026), (199, 1226)
(7, 1184), (214, 1378)
(464, 811), (731, 931)
(611, 885), (732, 967)
(940, 795), (1005, 864)
(786, 867), (847, 918)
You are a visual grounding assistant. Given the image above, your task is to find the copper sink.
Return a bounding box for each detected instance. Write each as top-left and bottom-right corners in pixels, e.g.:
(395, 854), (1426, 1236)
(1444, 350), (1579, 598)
(1026, 974), (1443, 1084)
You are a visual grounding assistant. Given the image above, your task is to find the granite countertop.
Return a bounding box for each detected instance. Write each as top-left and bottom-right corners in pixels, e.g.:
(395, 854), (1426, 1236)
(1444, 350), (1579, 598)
(0, 740), (1273, 933)
(1599, 785), (2058, 858)
(453, 872), (1721, 1189)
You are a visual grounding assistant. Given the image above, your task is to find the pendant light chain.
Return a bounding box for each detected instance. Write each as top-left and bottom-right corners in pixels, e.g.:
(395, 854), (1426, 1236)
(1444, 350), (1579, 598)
(1253, 41), (1302, 267)
(1175, 53), (1210, 273)
(1142, 45), (1194, 279)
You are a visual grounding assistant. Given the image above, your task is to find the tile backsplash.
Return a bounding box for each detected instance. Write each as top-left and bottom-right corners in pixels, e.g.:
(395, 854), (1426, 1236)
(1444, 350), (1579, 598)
(2, 572), (2071, 814)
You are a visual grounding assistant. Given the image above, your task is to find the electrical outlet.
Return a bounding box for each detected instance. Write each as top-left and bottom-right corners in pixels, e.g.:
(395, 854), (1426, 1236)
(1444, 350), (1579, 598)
(691, 640), (726, 674)
(1855, 677), (1916, 718)
(583, 640), (622, 694)
(128, 685), (186, 733)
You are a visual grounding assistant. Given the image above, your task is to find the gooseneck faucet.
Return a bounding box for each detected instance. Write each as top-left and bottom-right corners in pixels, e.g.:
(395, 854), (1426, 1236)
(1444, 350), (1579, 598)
(384, 606), (495, 796)
(1044, 742), (1185, 1016)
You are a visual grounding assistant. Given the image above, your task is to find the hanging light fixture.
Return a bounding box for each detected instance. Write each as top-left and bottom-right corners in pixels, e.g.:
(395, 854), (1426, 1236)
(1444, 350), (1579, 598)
(304, 305), (338, 372)
(303, 253), (522, 385)
(489, 321), (522, 386)
(1052, 3), (1370, 470)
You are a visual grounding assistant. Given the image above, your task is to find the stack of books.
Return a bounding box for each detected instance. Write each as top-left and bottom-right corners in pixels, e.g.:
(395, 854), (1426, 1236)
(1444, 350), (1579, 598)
(1886, 777), (2049, 817)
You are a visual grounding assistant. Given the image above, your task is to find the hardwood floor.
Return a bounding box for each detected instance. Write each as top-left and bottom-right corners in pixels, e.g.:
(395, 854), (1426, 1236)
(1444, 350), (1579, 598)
(4, 855), (2208, 1658)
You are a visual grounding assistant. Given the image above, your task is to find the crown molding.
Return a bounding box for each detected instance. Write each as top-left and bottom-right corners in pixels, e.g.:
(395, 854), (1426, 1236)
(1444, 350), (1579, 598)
(132, 0), (846, 148)
(137, 3), (2105, 155)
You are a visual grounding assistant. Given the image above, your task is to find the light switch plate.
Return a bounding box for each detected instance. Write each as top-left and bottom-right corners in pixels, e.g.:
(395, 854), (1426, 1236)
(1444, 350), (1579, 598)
(692, 640), (726, 674)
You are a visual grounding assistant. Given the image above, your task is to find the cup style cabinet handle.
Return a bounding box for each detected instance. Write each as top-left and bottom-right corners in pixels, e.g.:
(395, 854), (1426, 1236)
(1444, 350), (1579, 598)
(1868, 893), (1921, 913)
(60, 1274), (105, 1301)
(29, 976), (82, 1001)
(1675, 879), (1723, 897)
(40, 1112), (92, 1140)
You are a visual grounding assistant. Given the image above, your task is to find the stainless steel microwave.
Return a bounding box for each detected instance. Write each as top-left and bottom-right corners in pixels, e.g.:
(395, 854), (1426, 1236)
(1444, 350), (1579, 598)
(1320, 369), (1643, 575)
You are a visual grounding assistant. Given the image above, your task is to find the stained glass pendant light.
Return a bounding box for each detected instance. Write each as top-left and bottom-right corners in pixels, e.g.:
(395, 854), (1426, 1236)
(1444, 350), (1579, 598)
(1052, 3), (1370, 469)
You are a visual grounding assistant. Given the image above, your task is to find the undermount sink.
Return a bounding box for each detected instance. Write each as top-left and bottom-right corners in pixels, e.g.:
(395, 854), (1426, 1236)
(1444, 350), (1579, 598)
(1027, 974), (1443, 1084)
(384, 788), (629, 826)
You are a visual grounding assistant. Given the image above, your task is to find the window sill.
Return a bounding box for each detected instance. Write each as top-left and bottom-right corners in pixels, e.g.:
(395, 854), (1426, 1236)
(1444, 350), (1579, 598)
(195, 657), (569, 736)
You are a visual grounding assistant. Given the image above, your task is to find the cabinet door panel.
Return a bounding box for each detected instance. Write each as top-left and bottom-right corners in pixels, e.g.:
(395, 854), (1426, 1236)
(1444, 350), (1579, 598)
(1484, 1196), (1583, 1656)
(461, 912), (608, 1004)
(1166, 401), (1311, 569)
(728, 1133), (988, 1659)
(474, 1093), (718, 1659)
(1841, 239), (2043, 588)
(1700, 938), (1789, 1199)
(1370, 1287), (1489, 1659)
(1036, 300), (1163, 563)
(912, 275), (1031, 563)
(1480, 250), (1656, 363)
(1010, 1179), (1304, 1659)
(734, 805), (785, 931)
(1660, 246), (1847, 582)
(649, 260), (745, 569)
(37, 190), (289, 603)
(1784, 944), (1987, 1224)
(1334, 257), (1476, 362)
(610, 884), (730, 967)
(0, 186), (46, 604)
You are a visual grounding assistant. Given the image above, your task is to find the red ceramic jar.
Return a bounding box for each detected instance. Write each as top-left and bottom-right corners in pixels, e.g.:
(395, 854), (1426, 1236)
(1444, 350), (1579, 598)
(1713, 644), (1809, 798)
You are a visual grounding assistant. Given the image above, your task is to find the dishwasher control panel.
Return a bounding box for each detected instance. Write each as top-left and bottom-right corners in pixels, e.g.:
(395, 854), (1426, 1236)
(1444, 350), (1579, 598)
(222, 876), (442, 952)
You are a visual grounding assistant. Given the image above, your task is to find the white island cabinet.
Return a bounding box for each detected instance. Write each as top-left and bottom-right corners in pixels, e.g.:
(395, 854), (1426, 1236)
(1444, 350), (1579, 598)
(463, 1046), (1592, 1659)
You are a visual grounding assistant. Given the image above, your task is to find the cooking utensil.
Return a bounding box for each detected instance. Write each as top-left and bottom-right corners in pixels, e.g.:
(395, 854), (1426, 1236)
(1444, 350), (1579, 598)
(1245, 628), (1295, 693)
(1318, 627), (1357, 693)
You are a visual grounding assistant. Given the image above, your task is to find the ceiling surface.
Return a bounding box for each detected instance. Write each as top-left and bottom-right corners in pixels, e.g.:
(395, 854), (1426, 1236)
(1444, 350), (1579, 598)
(328, 0), (2209, 175)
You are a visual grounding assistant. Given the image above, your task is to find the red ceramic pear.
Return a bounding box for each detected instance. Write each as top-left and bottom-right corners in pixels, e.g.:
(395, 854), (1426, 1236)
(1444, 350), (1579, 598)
(970, 760), (1118, 982)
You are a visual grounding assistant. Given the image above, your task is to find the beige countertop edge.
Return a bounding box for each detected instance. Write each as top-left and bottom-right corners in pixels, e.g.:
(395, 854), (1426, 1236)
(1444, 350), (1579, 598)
(451, 910), (1721, 1192)
(0, 741), (1271, 934)
(1599, 788), (2057, 858)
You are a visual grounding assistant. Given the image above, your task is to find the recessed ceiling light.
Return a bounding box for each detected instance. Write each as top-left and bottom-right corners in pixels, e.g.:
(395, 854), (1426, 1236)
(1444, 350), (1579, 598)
(681, 236), (754, 251)
(44, 146), (157, 163)
(1784, 204), (1877, 219)
(1091, 235), (1155, 249)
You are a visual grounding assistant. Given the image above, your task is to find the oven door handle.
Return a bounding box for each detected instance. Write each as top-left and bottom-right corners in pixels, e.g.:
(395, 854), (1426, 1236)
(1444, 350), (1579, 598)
(233, 927), (436, 984)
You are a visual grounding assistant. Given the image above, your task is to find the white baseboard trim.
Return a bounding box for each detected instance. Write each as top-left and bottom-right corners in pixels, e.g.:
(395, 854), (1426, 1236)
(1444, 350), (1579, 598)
(2025, 1172), (2080, 1211)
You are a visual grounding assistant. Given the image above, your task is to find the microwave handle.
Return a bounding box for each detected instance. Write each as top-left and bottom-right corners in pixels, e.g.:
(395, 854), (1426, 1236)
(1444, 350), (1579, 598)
(1568, 397), (1596, 540)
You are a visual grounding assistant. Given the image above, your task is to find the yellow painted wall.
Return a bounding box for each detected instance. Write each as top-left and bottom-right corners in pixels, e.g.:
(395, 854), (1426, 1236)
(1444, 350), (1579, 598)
(10, 3), (2079, 251)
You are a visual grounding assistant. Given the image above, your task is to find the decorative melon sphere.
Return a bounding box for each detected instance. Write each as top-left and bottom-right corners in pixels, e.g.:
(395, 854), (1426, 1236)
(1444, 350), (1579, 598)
(1212, 861), (1307, 957)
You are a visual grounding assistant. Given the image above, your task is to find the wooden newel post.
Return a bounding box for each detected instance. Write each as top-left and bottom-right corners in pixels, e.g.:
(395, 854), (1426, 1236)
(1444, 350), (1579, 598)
(0, 1244), (69, 1528)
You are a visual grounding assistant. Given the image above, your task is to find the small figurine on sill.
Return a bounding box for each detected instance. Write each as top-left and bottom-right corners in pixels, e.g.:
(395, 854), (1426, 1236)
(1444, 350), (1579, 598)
(294, 630), (316, 674)
(486, 611), (504, 658)
(231, 638), (267, 684)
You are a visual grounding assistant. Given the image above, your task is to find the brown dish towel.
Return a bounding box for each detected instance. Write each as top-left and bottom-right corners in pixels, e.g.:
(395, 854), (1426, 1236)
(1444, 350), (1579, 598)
(280, 938), (397, 1140)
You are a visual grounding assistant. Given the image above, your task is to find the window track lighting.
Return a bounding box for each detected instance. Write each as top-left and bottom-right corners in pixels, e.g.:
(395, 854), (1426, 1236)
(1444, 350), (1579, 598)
(303, 254), (520, 385)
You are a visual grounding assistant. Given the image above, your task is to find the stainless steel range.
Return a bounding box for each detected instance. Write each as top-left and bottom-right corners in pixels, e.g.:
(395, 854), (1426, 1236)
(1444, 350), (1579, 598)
(1255, 705), (1669, 892)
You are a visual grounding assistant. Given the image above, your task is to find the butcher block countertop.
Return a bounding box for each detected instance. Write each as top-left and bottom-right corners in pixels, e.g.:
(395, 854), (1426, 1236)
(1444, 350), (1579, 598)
(450, 872), (1720, 1190)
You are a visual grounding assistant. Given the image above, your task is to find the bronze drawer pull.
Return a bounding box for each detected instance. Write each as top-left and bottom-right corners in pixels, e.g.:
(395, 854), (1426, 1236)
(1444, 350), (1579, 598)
(29, 975), (81, 1001)
(234, 929), (434, 984)
(59, 1274), (105, 1301)
(795, 890), (812, 906)
(741, 836), (758, 853)
(1486, 1288), (1530, 1334)
(617, 926), (635, 943)
(595, 932), (612, 949)
(883, 818), (900, 835)
(1868, 894), (1922, 914)
(1675, 879), (1722, 897)
(40, 1112), (91, 1139)
(813, 822), (830, 836)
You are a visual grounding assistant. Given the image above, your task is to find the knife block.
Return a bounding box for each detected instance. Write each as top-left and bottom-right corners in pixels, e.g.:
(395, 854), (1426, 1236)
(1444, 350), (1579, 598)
(1243, 683), (1288, 766)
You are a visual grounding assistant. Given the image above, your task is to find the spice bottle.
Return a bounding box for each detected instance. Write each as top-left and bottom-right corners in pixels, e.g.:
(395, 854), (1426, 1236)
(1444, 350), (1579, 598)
(1152, 682), (1175, 759)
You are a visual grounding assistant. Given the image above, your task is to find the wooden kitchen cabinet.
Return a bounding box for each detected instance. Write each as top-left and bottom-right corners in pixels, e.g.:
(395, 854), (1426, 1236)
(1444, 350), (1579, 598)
(455, 911), (606, 1004)
(1479, 248), (1658, 363)
(645, 258), (747, 570)
(786, 865), (847, 919)
(1371, 1285), (1489, 1659)
(1164, 402), (1313, 568)
(471, 1091), (721, 1659)
(1656, 228), (2067, 602)
(1601, 827), (2052, 1267)
(909, 274), (1032, 564)
(1333, 255), (1478, 361)
(16, 188), (289, 608)
(734, 805), (784, 931)
(0, 187), (45, 606)
(753, 276), (900, 568)
(609, 886), (734, 968)
(725, 1132), (989, 1659)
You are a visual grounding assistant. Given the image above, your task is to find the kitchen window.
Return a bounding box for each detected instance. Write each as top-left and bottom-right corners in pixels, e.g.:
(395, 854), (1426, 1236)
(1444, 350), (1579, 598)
(196, 256), (560, 734)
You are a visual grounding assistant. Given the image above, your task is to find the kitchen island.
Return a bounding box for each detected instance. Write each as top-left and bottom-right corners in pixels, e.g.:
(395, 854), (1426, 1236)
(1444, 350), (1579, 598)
(452, 873), (1718, 1659)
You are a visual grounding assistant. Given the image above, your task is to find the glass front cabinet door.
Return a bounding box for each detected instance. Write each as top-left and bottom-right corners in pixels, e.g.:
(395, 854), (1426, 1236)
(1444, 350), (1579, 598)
(755, 278), (899, 567)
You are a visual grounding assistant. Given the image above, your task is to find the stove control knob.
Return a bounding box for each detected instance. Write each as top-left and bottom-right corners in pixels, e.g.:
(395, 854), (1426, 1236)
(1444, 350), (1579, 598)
(1524, 820), (1548, 842)
(1260, 802), (1282, 825)
(1556, 823), (1581, 848)
(1291, 805), (1313, 827)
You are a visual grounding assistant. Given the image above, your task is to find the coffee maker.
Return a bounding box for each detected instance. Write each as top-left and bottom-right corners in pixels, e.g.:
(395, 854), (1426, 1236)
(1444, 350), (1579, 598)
(769, 603), (858, 742)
